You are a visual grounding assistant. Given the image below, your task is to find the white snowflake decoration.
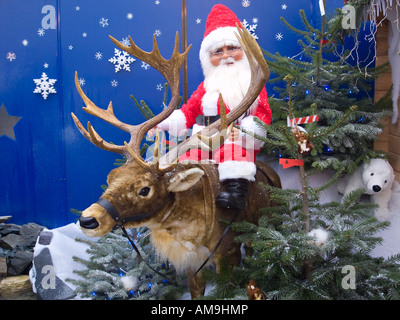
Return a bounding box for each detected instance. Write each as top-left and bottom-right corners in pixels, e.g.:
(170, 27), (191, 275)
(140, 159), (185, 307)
(275, 32), (283, 41)
(242, 18), (258, 40)
(33, 72), (57, 100)
(121, 37), (130, 46)
(95, 52), (103, 60)
(127, 13), (133, 20)
(111, 80), (118, 87)
(38, 28), (45, 36)
(141, 62), (150, 70)
(242, 0), (251, 7)
(108, 48), (135, 72)
(154, 29), (161, 37)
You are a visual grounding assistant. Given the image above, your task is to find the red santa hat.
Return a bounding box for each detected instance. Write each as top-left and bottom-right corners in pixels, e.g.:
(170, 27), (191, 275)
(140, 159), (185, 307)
(199, 5), (242, 70)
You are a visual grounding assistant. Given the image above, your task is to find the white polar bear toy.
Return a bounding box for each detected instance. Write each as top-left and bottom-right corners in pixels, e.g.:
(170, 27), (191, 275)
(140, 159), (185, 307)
(337, 158), (395, 222)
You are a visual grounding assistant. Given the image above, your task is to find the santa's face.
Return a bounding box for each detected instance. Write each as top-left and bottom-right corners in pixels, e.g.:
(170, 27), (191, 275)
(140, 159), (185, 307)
(202, 43), (253, 112)
(209, 45), (244, 66)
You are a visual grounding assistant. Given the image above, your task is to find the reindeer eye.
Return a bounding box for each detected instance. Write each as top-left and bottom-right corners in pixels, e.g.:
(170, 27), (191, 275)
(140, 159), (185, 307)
(385, 180), (388, 183)
(370, 173), (374, 176)
(138, 187), (151, 197)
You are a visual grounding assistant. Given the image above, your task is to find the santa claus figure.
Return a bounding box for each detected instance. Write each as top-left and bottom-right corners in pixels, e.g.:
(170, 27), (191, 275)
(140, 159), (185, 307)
(156, 4), (272, 210)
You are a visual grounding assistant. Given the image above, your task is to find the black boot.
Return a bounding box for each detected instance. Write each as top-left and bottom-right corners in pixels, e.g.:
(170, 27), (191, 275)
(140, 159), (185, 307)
(216, 179), (249, 210)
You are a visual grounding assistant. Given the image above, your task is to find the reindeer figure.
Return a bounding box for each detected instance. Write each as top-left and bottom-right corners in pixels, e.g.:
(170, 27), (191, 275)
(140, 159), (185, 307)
(71, 26), (281, 299)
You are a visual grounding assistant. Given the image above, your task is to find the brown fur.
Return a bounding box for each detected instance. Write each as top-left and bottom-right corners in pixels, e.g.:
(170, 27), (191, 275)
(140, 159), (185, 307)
(79, 160), (281, 299)
(292, 129), (314, 154)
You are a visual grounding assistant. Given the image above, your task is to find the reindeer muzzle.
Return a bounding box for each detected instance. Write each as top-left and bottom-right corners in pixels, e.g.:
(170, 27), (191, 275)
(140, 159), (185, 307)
(79, 216), (100, 229)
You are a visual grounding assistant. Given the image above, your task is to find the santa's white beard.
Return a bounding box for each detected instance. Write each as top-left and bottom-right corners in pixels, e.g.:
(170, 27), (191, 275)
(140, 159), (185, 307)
(202, 56), (254, 113)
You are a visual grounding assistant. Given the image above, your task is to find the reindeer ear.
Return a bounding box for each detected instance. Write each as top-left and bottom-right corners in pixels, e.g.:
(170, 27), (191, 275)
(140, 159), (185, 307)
(167, 168), (204, 192)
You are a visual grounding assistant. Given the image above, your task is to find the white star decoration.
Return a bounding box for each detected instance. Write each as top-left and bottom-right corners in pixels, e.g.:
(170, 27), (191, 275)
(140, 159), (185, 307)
(6, 52), (16, 62)
(99, 17), (109, 27)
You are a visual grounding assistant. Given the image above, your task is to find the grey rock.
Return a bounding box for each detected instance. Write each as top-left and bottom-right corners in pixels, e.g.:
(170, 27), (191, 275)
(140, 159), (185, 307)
(0, 216), (12, 223)
(7, 250), (33, 276)
(0, 233), (21, 250)
(0, 224), (21, 236)
(20, 223), (44, 248)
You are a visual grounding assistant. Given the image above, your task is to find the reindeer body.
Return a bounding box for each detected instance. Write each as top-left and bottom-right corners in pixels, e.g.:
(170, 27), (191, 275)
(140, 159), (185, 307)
(152, 161), (280, 269)
(79, 160), (280, 298)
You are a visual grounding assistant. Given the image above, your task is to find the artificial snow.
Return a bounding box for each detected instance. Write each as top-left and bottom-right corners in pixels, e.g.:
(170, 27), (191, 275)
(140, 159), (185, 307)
(308, 228), (330, 246)
(29, 222), (98, 299)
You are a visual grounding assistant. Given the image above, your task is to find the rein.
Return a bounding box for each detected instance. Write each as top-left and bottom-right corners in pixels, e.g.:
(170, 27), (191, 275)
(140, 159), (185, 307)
(96, 195), (178, 284)
(96, 195), (238, 284)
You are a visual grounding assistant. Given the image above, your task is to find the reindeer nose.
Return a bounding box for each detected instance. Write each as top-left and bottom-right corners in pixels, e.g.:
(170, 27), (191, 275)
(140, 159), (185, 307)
(373, 185), (381, 193)
(79, 216), (99, 229)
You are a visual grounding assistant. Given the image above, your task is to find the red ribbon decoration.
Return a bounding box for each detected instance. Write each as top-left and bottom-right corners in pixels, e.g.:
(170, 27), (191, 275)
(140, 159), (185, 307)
(279, 158), (304, 169)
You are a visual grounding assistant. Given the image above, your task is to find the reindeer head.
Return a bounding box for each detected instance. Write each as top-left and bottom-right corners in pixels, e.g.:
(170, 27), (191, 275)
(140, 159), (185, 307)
(72, 24), (270, 237)
(78, 154), (205, 237)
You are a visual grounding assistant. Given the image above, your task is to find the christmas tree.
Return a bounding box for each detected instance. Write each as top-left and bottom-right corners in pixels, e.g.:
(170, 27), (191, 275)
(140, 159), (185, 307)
(261, 6), (391, 172)
(201, 6), (400, 300)
(68, 228), (186, 300)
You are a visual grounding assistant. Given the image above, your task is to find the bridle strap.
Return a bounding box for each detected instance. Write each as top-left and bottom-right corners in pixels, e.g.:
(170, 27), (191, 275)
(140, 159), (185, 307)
(96, 198), (120, 223)
(96, 195), (239, 284)
(96, 193), (174, 230)
(96, 196), (177, 285)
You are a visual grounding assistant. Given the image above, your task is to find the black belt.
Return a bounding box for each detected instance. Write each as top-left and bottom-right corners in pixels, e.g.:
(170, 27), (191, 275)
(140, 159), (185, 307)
(199, 115), (220, 126)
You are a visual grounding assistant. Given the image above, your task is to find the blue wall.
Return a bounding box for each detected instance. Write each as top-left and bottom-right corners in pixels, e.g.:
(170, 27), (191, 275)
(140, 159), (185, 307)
(0, 0), (347, 228)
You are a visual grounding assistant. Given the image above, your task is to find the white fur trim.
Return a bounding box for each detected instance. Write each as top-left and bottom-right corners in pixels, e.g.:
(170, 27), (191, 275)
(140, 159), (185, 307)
(239, 115), (266, 150)
(201, 91), (219, 116)
(157, 109), (188, 137)
(199, 27), (241, 71)
(192, 123), (204, 135)
(218, 160), (257, 181)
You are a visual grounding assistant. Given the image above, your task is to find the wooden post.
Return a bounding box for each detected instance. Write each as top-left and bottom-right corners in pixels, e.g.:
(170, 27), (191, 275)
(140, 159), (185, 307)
(181, 0), (188, 103)
(374, 19), (400, 182)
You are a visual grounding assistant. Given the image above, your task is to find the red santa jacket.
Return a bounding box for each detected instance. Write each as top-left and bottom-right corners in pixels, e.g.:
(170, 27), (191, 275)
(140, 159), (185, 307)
(180, 82), (271, 128)
(158, 82), (271, 151)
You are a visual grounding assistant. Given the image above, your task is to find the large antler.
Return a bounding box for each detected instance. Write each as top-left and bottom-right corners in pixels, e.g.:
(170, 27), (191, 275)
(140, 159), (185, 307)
(160, 23), (270, 165)
(71, 32), (191, 162)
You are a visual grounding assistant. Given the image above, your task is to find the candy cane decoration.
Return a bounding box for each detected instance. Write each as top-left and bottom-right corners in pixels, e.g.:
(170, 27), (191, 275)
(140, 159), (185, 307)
(287, 115), (319, 127)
